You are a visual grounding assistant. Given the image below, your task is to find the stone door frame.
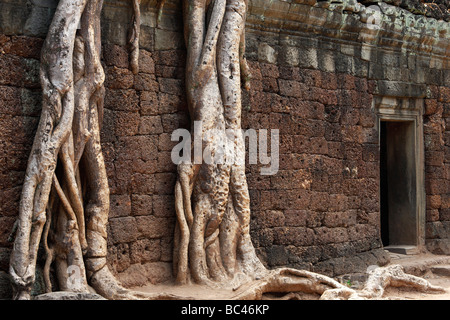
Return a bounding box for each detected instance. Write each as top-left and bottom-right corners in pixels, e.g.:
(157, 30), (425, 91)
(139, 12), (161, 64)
(374, 96), (426, 252)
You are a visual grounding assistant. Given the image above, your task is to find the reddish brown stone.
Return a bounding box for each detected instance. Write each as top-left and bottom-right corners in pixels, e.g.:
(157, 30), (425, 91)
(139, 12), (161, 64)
(135, 215), (174, 239)
(0, 217), (15, 246)
(138, 116), (164, 135)
(158, 78), (184, 96)
(260, 63), (279, 78)
(153, 172), (176, 195)
(160, 113), (189, 133)
(134, 73), (159, 92)
(439, 86), (450, 102)
(109, 217), (138, 244)
(105, 66), (134, 89)
(426, 209), (440, 222)
(140, 91), (159, 116)
(284, 210), (307, 227)
(109, 195), (132, 218)
(0, 85), (21, 115)
(103, 44), (129, 68)
(0, 55), (39, 88)
(425, 99), (438, 116)
(262, 77), (279, 93)
(104, 89), (139, 112)
(427, 195), (442, 210)
(138, 49), (155, 74)
(5, 36), (43, 59)
(131, 194), (153, 216)
(247, 60), (262, 80)
(278, 79), (307, 98)
(323, 211), (355, 228)
(157, 151), (177, 173)
(155, 64), (184, 79)
(273, 227), (314, 247)
(321, 72), (338, 90)
(153, 50), (186, 67)
(426, 150), (444, 167)
(102, 109), (140, 136)
(159, 92), (185, 114)
(130, 239), (161, 264)
(152, 195), (175, 217)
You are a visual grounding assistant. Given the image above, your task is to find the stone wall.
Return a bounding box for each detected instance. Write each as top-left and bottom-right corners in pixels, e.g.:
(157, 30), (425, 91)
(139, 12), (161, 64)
(0, 0), (450, 295)
(242, 61), (386, 275)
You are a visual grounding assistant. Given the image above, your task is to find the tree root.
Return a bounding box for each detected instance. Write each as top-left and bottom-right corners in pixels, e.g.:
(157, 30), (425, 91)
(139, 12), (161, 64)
(108, 264), (444, 301)
(228, 265), (445, 300)
(129, 0), (141, 74)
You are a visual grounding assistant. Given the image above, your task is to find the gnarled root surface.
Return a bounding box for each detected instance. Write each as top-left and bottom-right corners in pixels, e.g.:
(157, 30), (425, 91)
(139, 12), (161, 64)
(238, 264), (446, 300)
(129, 264), (445, 300)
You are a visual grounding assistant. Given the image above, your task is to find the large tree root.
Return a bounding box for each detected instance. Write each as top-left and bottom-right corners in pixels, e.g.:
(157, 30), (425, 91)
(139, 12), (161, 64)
(203, 264), (444, 300)
(134, 264), (446, 300)
(11, 0), (447, 302)
(122, 264), (445, 300)
(319, 264), (445, 300)
(9, 0), (152, 301)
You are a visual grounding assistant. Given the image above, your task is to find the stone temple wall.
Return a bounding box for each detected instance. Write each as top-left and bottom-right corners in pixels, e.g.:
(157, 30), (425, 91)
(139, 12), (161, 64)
(0, 0), (449, 296)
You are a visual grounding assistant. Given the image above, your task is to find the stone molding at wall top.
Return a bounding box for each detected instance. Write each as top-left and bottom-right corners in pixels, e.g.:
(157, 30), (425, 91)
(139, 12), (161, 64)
(245, 0), (449, 59)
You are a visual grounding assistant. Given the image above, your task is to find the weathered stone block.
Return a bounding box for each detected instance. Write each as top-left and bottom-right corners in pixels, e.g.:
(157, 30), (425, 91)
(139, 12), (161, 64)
(104, 89), (139, 112)
(284, 209), (308, 227)
(374, 80), (427, 98)
(109, 217), (138, 244)
(131, 173), (155, 194)
(258, 43), (278, 64)
(152, 194), (175, 218)
(130, 239), (161, 264)
(138, 49), (155, 74)
(273, 227), (315, 247)
(134, 73), (159, 92)
(105, 66), (134, 89)
(155, 28), (184, 51)
(135, 215), (174, 239)
(109, 194), (131, 218)
(103, 44), (129, 68)
(158, 77), (184, 96)
(138, 115), (164, 135)
(140, 91), (159, 116)
(102, 109), (140, 136)
(131, 194), (152, 216)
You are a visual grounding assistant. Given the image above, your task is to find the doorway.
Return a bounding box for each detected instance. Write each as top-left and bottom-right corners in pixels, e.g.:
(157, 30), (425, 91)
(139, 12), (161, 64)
(379, 120), (418, 247)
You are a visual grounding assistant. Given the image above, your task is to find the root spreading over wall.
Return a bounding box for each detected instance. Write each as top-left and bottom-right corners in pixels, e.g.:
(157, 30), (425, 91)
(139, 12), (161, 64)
(8, 0), (446, 300)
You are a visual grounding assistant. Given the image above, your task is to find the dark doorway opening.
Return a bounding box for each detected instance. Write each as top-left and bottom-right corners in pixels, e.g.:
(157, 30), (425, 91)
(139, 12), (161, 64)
(379, 120), (417, 247)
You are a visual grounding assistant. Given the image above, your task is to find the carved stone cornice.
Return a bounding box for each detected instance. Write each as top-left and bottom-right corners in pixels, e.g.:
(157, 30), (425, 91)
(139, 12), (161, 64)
(246, 0), (449, 60)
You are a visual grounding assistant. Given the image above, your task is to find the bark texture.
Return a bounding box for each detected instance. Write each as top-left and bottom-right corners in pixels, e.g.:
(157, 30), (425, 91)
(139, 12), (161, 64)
(172, 0), (266, 287)
(168, 0), (446, 300)
(8, 0), (145, 300)
(8, 0), (446, 301)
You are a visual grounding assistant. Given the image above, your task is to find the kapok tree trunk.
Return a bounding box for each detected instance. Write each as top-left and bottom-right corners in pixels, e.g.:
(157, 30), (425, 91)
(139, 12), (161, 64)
(170, 0), (447, 300)
(172, 0), (266, 287)
(8, 0), (144, 300)
(9, 0), (445, 301)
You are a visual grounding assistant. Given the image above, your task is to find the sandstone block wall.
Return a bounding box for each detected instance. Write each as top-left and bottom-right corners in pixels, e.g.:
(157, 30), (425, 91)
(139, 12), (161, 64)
(0, 0), (449, 293)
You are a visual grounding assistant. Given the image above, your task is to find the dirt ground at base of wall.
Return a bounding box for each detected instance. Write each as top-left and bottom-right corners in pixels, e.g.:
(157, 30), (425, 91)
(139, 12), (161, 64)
(382, 252), (450, 300)
(131, 252), (450, 300)
(383, 275), (450, 300)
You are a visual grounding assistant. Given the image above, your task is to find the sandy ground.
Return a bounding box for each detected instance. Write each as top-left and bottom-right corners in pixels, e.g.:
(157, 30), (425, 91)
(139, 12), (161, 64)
(383, 252), (450, 300)
(133, 276), (450, 300)
(132, 253), (450, 300)
(135, 282), (242, 300)
(383, 275), (450, 300)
